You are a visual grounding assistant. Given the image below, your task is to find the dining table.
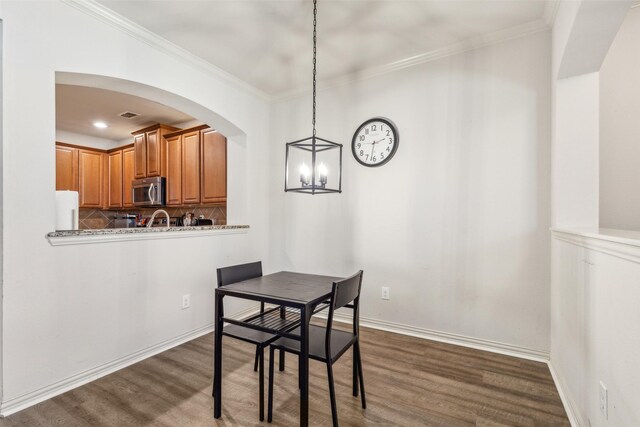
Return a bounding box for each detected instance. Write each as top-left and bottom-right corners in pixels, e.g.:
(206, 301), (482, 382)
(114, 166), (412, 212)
(213, 270), (342, 427)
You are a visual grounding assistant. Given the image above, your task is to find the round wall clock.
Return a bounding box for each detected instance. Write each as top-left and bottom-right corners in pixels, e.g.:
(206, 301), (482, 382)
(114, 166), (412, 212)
(351, 117), (399, 167)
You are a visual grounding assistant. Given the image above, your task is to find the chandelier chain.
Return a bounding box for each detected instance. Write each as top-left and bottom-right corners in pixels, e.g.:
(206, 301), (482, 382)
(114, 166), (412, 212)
(312, 0), (317, 137)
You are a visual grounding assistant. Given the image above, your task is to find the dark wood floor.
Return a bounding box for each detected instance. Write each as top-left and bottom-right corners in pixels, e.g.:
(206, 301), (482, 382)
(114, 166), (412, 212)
(0, 323), (569, 426)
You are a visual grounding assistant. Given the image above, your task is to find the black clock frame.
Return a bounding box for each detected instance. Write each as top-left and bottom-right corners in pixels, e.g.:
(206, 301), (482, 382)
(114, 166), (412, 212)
(351, 117), (399, 167)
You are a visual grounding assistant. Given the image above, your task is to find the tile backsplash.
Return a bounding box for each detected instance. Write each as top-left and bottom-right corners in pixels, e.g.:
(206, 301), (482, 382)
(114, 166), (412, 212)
(79, 205), (227, 229)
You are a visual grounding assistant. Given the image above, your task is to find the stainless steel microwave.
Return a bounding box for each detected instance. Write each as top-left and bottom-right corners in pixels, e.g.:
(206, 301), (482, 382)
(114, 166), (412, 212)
(132, 177), (166, 207)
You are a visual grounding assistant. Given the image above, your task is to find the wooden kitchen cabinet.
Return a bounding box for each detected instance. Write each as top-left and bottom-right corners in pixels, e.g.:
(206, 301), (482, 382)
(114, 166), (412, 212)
(107, 150), (123, 208)
(146, 129), (161, 177)
(55, 140), (166, 211)
(181, 130), (201, 204)
(165, 134), (182, 205)
(164, 125), (226, 206)
(133, 133), (146, 179)
(122, 146), (135, 207)
(132, 124), (179, 179)
(56, 143), (78, 191)
(56, 143), (105, 207)
(200, 128), (227, 203)
(78, 149), (104, 208)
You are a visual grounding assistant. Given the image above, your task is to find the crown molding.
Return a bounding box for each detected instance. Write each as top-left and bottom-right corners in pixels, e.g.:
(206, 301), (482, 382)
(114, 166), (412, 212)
(543, 0), (561, 26)
(61, 0), (271, 102)
(273, 18), (551, 102)
(62, 0), (552, 104)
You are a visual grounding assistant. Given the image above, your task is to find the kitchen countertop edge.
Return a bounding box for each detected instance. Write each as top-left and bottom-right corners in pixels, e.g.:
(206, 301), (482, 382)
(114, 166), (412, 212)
(47, 225), (250, 246)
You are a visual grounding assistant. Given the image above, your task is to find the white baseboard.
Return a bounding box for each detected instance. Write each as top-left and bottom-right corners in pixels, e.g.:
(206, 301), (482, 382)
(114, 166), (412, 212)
(328, 313), (589, 425)
(327, 312), (550, 362)
(1, 307), (561, 420)
(547, 362), (584, 427)
(0, 306), (254, 417)
(329, 313), (584, 424)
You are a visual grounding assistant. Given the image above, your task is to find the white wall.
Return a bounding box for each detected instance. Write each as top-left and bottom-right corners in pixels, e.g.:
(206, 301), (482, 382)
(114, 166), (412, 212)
(552, 72), (600, 228)
(56, 129), (118, 150)
(270, 31), (552, 355)
(600, 6), (640, 231)
(550, 0), (632, 230)
(549, 2), (638, 425)
(0, 16), (5, 404)
(551, 232), (640, 426)
(0, 0), (271, 412)
(556, 0), (631, 79)
(552, 0), (581, 80)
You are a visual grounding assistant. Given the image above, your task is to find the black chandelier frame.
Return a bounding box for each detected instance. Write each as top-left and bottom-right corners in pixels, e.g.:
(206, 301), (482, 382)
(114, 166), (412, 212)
(284, 0), (343, 195)
(285, 135), (343, 194)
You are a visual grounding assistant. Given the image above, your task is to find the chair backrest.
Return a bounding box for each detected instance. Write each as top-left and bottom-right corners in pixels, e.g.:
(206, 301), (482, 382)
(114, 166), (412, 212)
(325, 270), (363, 357)
(217, 261), (262, 287)
(332, 271), (363, 311)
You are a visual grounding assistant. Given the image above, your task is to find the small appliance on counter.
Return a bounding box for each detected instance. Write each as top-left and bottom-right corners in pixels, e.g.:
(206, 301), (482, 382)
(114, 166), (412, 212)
(55, 191), (79, 230)
(114, 214), (137, 228)
(182, 212), (195, 226)
(173, 215), (214, 226)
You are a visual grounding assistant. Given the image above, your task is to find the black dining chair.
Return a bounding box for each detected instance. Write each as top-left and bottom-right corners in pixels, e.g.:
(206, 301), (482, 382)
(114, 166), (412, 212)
(212, 261), (284, 421)
(267, 270), (366, 426)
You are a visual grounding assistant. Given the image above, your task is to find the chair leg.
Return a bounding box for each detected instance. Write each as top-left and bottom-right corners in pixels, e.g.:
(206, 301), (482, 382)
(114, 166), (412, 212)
(279, 348), (285, 371)
(259, 347), (265, 421)
(355, 340), (366, 409)
(326, 362), (339, 427)
(352, 347), (358, 397)
(268, 346), (275, 423)
(253, 346), (260, 372)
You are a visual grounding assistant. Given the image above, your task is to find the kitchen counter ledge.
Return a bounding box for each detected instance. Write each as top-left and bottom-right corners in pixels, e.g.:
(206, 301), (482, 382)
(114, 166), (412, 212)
(47, 225), (249, 246)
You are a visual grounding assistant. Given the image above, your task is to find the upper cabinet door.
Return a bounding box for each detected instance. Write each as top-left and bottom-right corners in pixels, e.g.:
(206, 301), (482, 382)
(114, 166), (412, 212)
(78, 149), (104, 208)
(122, 147), (135, 207)
(56, 144), (78, 191)
(134, 133), (146, 179)
(181, 130), (201, 204)
(201, 129), (227, 203)
(166, 135), (182, 206)
(107, 150), (123, 208)
(146, 129), (161, 177)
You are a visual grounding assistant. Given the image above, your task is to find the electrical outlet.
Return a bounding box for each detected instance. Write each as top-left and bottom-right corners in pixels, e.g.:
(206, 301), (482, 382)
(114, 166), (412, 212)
(182, 294), (191, 310)
(599, 381), (608, 419)
(381, 287), (390, 300)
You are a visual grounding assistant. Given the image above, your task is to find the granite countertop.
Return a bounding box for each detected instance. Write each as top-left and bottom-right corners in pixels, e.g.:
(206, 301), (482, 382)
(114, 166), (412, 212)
(48, 224), (249, 238)
(47, 225), (250, 245)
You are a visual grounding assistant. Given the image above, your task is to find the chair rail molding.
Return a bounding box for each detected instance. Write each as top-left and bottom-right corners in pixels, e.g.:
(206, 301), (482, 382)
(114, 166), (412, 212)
(551, 228), (640, 264)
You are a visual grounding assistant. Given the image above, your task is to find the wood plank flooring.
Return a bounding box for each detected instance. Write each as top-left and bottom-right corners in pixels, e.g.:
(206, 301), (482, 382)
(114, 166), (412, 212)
(0, 323), (569, 426)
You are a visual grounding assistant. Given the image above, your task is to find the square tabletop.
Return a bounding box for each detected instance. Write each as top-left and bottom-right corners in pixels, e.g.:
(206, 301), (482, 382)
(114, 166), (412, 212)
(216, 271), (341, 306)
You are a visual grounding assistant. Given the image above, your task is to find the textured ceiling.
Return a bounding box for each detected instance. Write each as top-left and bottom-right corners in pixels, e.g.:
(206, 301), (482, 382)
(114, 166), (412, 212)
(56, 84), (195, 141)
(97, 0), (551, 96)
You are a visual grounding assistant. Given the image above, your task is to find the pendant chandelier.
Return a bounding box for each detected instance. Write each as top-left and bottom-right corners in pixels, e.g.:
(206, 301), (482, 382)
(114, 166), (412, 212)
(284, 0), (342, 194)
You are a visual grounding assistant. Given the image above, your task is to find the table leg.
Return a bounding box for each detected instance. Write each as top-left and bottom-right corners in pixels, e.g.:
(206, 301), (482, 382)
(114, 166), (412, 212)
(299, 306), (311, 427)
(214, 292), (224, 418)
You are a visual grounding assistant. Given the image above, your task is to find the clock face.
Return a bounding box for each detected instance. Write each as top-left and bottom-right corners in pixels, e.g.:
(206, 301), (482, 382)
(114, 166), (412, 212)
(352, 117), (399, 167)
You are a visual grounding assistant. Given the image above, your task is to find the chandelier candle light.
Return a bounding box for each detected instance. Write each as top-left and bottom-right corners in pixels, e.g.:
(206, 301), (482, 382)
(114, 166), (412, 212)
(284, 0), (342, 194)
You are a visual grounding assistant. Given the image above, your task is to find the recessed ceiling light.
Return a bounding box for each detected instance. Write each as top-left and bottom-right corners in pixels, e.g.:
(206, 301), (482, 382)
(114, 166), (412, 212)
(93, 121), (108, 129)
